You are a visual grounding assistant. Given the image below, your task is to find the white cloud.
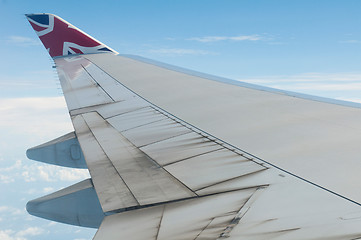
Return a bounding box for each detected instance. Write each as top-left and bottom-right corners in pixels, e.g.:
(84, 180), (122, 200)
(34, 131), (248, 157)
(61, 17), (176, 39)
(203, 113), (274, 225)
(188, 35), (262, 42)
(337, 97), (361, 103)
(0, 228), (46, 240)
(25, 187), (55, 195)
(7, 36), (40, 46)
(25, 189), (36, 195)
(0, 206), (24, 215)
(57, 168), (90, 181)
(0, 70), (56, 92)
(240, 72), (361, 84)
(148, 48), (213, 56)
(239, 72), (361, 104)
(340, 39), (361, 44)
(47, 221), (57, 227)
(271, 82), (361, 91)
(0, 160), (23, 183)
(0, 97), (73, 137)
(16, 227), (44, 237)
(42, 187), (54, 193)
(37, 166), (51, 182)
(0, 96), (89, 187)
(0, 206), (10, 212)
(0, 174), (14, 183)
(0, 160), (22, 172)
(0, 158), (89, 184)
(0, 230), (25, 240)
(12, 209), (23, 216)
(241, 72), (361, 91)
(21, 164), (89, 183)
(22, 171), (36, 182)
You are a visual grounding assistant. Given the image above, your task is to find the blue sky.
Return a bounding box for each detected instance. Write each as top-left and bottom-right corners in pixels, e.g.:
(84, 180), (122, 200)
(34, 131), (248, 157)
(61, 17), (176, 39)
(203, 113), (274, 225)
(1, 0), (361, 240)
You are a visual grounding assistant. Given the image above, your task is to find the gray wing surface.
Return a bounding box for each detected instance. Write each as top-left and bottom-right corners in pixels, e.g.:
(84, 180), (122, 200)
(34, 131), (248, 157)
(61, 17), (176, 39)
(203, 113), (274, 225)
(54, 53), (361, 239)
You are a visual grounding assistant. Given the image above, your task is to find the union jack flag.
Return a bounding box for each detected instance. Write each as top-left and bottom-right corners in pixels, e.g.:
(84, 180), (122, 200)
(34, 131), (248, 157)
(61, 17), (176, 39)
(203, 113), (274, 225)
(26, 14), (115, 58)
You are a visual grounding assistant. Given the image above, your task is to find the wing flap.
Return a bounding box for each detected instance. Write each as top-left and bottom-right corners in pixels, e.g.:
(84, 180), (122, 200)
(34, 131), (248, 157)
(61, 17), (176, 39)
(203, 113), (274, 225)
(94, 204), (163, 240)
(164, 148), (266, 192)
(119, 118), (192, 148)
(106, 107), (166, 132)
(72, 114), (139, 212)
(140, 131), (223, 166)
(94, 188), (260, 240)
(78, 111), (196, 209)
(93, 170), (361, 240)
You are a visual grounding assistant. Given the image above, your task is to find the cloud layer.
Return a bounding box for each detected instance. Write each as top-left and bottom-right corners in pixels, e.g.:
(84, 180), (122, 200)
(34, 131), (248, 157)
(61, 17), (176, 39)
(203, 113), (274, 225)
(7, 36), (40, 47)
(148, 48), (213, 56)
(0, 227), (45, 240)
(188, 35), (262, 42)
(239, 72), (361, 103)
(0, 97), (89, 185)
(0, 97), (72, 137)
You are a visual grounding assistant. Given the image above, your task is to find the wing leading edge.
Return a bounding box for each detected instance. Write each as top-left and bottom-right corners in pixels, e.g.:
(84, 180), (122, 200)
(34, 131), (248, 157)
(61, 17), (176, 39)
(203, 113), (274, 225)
(25, 13), (361, 240)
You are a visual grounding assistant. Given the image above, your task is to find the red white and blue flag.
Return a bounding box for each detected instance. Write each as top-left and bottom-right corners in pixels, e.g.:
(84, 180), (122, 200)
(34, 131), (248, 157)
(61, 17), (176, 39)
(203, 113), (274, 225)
(26, 13), (117, 58)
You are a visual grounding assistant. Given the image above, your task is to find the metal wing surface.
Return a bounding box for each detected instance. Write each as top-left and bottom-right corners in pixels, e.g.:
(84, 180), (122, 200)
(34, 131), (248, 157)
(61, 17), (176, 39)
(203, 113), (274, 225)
(25, 13), (361, 240)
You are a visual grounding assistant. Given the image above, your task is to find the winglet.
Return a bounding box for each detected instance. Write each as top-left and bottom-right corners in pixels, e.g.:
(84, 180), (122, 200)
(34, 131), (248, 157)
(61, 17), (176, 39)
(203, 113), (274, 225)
(26, 13), (118, 58)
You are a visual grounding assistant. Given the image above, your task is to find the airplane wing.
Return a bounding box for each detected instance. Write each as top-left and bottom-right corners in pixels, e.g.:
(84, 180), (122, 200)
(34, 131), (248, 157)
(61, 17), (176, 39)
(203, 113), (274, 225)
(25, 13), (361, 240)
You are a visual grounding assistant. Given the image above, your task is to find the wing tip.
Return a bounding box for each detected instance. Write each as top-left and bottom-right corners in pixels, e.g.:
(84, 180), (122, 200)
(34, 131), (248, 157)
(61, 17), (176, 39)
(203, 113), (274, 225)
(26, 13), (118, 58)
